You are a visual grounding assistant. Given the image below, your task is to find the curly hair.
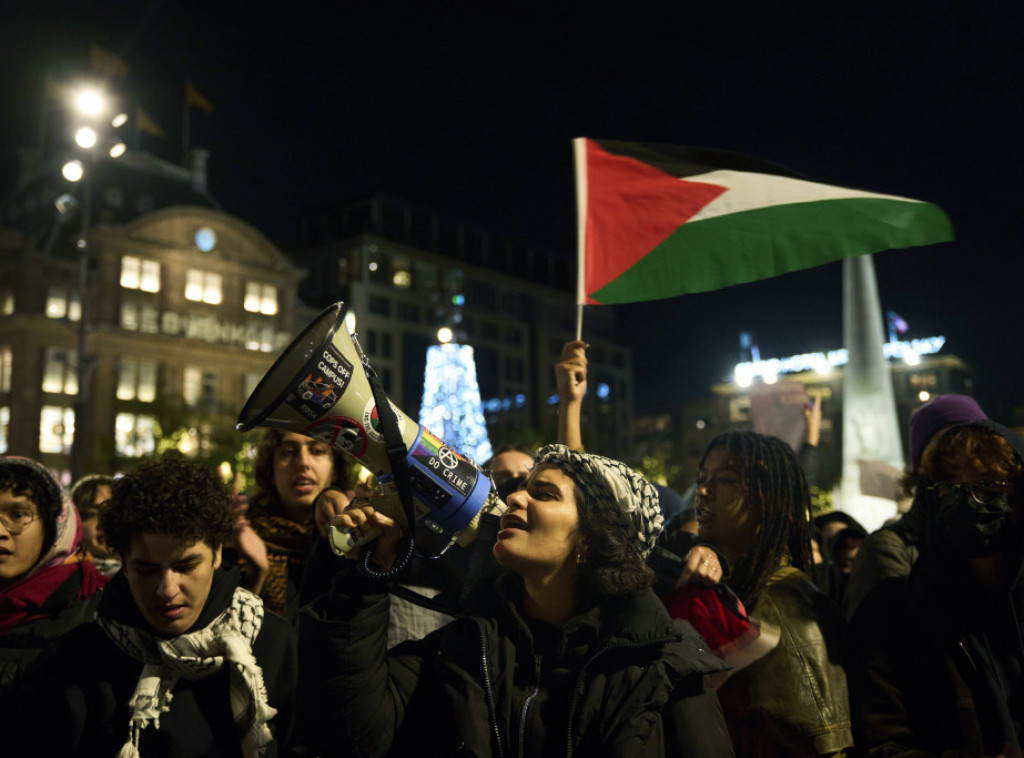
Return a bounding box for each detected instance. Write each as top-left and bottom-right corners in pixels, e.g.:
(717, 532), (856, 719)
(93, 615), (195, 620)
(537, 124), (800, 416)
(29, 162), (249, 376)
(101, 454), (233, 557)
(572, 480), (655, 606)
(919, 423), (1023, 484)
(699, 431), (813, 611)
(70, 474), (114, 518)
(250, 428), (349, 513)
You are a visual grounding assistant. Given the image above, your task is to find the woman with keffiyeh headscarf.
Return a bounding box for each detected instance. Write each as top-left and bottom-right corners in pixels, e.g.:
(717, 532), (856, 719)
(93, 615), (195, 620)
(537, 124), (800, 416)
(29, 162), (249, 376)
(300, 444), (734, 757)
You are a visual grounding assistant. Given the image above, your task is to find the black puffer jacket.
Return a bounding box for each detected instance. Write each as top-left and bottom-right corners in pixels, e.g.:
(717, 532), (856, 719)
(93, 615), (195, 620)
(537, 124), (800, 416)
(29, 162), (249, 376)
(299, 567), (733, 757)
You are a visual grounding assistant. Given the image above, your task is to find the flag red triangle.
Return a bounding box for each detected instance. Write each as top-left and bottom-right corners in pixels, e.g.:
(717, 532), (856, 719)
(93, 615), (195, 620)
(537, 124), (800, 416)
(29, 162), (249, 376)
(584, 139), (728, 301)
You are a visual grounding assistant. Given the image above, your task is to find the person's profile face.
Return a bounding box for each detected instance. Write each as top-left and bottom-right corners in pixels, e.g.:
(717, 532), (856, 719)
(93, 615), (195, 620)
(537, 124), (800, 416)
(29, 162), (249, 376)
(123, 532), (221, 636)
(80, 483), (115, 559)
(493, 464), (582, 580)
(0, 488), (45, 588)
(696, 446), (761, 560)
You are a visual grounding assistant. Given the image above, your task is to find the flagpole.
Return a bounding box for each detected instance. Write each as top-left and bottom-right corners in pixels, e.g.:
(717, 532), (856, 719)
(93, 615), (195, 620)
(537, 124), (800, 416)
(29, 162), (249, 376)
(181, 79), (191, 164)
(573, 137), (588, 341)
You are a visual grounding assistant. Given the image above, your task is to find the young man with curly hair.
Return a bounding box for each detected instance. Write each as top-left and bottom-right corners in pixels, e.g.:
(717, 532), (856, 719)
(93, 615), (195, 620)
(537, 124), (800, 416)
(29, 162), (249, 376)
(15, 454), (303, 757)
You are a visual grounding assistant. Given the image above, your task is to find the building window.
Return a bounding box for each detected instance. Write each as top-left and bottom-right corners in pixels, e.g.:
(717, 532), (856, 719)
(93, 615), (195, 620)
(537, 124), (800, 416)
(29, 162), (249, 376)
(368, 295), (391, 316)
(0, 406), (8, 453)
(183, 366), (201, 405)
(1, 290), (13, 315)
(0, 346), (10, 392)
(244, 282), (278, 315)
(39, 406), (74, 454)
(185, 269), (222, 304)
(45, 287), (80, 321)
(398, 302), (420, 322)
(115, 413), (157, 457)
(243, 373), (262, 398)
(183, 366), (217, 405)
(117, 358), (157, 402)
(120, 303), (160, 333)
(120, 256), (161, 292)
(42, 347), (78, 395)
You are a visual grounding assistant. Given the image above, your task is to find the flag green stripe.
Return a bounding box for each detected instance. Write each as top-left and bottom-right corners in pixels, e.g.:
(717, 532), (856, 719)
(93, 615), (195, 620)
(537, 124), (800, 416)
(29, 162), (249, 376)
(589, 197), (953, 304)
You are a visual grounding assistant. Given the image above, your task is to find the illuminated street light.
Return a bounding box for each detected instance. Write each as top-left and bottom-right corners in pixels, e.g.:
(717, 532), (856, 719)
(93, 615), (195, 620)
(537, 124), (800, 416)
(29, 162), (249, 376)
(111, 112), (128, 128)
(74, 126), (97, 148)
(437, 326), (453, 344)
(76, 88), (104, 116)
(62, 160), (84, 182)
(109, 142), (126, 158)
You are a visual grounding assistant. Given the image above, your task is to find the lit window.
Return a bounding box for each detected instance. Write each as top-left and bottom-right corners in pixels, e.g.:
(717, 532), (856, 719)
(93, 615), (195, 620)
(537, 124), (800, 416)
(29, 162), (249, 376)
(393, 270), (412, 287)
(42, 347), (78, 395)
(183, 366), (201, 405)
(39, 406), (75, 454)
(0, 346), (11, 392)
(140, 306), (159, 333)
(1, 291), (13, 315)
(46, 288), (67, 319)
(121, 257), (161, 292)
(120, 303), (139, 330)
(185, 270), (222, 304)
(244, 282), (278, 315)
(115, 413), (157, 457)
(45, 288), (81, 321)
(140, 260), (160, 292)
(117, 358), (157, 402)
(243, 373), (262, 398)
(0, 406), (8, 453)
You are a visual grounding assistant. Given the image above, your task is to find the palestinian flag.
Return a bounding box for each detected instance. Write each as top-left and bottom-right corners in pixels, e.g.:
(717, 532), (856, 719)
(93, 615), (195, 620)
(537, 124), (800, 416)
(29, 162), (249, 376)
(575, 138), (954, 306)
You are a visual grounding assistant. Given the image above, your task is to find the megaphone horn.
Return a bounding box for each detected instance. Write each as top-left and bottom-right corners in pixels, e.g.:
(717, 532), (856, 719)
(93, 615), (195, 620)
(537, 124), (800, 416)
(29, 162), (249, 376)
(237, 302), (499, 554)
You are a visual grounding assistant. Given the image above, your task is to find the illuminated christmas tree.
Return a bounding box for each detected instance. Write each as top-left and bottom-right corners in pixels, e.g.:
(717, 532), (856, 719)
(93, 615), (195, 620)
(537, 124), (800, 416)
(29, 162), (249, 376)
(419, 343), (493, 464)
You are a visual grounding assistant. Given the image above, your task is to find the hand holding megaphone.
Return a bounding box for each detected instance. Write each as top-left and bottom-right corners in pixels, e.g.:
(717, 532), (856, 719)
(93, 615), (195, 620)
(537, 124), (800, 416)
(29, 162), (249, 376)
(327, 481), (409, 564)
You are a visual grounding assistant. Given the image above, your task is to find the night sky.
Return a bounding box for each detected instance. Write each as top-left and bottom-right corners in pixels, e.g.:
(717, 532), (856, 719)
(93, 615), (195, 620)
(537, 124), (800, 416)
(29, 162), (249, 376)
(3, 2), (1023, 420)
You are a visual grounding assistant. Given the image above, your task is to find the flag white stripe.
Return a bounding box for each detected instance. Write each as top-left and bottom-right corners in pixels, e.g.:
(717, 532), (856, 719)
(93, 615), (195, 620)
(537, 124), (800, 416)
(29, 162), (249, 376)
(685, 170), (926, 223)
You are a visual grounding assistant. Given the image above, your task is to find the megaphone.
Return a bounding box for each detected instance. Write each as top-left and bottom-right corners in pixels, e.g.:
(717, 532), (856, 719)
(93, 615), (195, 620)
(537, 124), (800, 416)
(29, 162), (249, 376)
(236, 302), (501, 557)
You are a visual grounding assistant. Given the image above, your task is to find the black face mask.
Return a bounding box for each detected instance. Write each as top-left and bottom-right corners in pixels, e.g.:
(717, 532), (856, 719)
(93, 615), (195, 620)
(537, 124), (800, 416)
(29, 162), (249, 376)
(931, 483), (1017, 558)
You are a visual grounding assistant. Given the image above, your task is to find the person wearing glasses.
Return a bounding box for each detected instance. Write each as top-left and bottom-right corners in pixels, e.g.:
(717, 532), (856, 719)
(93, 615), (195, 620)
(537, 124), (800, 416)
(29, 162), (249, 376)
(13, 455), (303, 757)
(0, 456), (107, 701)
(847, 420), (1024, 756)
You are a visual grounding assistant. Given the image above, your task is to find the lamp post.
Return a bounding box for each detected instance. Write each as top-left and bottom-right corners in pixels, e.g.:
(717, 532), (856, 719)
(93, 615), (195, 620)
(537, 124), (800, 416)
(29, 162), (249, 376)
(61, 85), (127, 479)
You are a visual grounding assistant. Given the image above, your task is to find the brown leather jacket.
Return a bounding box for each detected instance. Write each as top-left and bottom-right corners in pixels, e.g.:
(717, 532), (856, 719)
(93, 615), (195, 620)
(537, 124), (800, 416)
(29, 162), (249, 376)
(717, 564), (854, 757)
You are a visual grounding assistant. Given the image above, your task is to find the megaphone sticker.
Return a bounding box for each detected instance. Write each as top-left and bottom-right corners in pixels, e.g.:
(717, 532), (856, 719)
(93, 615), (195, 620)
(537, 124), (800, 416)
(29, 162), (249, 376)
(411, 427), (479, 498)
(302, 415), (369, 458)
(363, 398), (408, 443)
(285, 344), (355, 421)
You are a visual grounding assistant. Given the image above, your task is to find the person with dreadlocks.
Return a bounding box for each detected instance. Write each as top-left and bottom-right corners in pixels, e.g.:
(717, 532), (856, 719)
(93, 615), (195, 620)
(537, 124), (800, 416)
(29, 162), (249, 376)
(299, 444), (734, 757)
(670, 430), (853, 757)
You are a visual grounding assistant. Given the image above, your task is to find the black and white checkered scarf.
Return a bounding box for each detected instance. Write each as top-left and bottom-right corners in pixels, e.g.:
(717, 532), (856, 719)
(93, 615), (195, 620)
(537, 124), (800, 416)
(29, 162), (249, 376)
(98, 586), (277, 758)
(535, 444), (663, 558)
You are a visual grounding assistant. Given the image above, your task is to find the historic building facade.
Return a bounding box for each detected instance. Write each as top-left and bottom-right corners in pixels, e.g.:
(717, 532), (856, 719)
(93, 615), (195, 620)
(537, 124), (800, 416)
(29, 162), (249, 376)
(0, 151), (306, 480)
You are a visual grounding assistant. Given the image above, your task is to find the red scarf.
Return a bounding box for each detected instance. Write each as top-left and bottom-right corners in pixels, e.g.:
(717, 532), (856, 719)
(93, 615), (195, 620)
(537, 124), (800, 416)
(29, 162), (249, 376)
(0, 554), (107, 636)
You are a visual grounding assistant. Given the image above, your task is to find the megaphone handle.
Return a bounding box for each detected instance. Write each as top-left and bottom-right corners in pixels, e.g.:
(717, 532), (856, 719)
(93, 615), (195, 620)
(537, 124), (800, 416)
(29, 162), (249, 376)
(327, 480), (408, 557)
(328, 522), (383, 557)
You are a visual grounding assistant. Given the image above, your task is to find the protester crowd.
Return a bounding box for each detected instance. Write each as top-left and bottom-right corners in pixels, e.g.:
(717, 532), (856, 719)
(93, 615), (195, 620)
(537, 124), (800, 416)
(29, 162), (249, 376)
(0, 339), (1021, 757)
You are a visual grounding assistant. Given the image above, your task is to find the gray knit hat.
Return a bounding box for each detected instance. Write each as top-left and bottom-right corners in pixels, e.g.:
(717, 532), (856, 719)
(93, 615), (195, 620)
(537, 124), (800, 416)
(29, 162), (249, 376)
(534, 444), (663, 558)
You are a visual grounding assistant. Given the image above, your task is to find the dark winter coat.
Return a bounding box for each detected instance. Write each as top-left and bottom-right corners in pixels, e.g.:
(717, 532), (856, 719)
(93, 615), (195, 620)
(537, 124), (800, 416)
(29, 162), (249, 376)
(299, 566), (734, 758)
(13, 567), (304, 757)
(0, 563), (104, 705)
(846, 420), (1024, 757)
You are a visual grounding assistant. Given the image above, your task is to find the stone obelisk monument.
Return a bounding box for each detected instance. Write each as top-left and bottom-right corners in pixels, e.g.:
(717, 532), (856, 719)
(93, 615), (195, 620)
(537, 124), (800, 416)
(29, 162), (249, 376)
(839, 255), (904, 532)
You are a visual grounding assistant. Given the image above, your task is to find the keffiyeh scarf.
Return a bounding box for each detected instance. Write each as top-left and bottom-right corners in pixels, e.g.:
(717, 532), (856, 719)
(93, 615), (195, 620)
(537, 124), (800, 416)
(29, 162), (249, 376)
(97, 586), (277, 758)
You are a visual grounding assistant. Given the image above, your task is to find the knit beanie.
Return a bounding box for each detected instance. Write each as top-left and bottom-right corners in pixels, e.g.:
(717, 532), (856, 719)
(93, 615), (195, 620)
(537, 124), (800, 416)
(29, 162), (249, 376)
(534, 444), (662, 558)
(908, 395), (987, 468)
